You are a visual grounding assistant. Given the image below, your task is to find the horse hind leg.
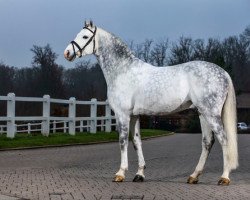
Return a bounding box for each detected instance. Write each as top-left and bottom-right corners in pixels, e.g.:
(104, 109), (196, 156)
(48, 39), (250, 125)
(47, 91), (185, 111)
(202, 114), (233, 186)
(130, 116), (146, 182)
(188, 115), (215, 184)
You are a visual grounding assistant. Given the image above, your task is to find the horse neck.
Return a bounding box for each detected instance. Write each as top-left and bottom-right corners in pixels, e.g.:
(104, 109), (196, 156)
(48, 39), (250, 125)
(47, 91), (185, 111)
(95, 28), (135, 87)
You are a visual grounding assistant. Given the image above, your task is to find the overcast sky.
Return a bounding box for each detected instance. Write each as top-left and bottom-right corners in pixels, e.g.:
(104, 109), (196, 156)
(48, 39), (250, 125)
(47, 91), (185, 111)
(0, 0), (249, 68)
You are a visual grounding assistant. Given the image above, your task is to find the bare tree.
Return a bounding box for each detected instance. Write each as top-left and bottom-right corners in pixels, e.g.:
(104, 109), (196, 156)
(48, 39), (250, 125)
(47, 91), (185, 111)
(241, 25), (250, 43)
(0, 62), (14, 95)
(63, 61), (106, 100)
(223, 36), (248, 71)
(128, 40), (141, 59)
(142, 39), (154, 63)
(193, 38), (223, 64)
(31, 44), (58, 67)
(192, 39), (206, 60)
(30, 44), (64, 98)
(169, 36), (194, 65)
(222, 35), (249, 91)
(150, 38), (169, 66)
(240, 25), (250, 61)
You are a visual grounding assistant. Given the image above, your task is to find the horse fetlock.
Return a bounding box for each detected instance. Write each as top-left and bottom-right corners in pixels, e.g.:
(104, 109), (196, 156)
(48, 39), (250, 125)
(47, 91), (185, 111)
(187, 176), (199, 184)
(113, 175), (125, 182)
(218, 177), (230, 186)
(115, 168), (126, 176)
(114, 168), (126, 182)
(133, 174), (144, 182)
(136, 170), (145, 177)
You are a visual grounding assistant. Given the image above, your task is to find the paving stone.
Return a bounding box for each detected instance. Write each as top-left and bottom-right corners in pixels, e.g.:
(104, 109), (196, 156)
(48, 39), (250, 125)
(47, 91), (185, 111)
(0, 194), (20, 200)
(0, 134), (249, 200)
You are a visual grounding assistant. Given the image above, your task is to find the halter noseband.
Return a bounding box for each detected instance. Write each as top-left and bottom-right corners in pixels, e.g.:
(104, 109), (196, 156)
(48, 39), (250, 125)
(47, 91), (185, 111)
(70, 26), (97, 57)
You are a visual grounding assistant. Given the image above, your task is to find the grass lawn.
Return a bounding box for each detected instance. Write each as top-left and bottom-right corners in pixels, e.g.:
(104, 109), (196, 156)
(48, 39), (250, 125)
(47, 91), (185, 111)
(0, 129), (173, 150)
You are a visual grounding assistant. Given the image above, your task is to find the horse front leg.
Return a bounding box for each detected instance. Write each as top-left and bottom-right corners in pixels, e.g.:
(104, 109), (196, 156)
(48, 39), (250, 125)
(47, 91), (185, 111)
(113, 115), (130, 182)
(130, 116), (146, 182)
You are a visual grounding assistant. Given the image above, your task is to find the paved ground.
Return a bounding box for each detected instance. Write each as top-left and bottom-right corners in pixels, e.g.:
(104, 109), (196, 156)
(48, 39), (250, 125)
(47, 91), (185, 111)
(0, 133), (249, 200)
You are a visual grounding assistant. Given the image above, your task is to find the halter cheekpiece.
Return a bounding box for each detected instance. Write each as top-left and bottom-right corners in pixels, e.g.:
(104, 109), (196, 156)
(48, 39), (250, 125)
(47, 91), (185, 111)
(70, 26), (97, 57)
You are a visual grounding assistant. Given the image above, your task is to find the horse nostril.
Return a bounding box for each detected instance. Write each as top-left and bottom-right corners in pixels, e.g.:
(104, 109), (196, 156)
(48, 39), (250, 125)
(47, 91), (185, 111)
(64, 50), (70, 58)
(66, 50), (70, 57)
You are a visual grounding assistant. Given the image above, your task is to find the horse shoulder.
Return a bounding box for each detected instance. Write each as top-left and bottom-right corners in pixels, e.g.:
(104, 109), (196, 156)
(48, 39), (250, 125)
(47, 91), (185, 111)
(107, 74), (137, 113)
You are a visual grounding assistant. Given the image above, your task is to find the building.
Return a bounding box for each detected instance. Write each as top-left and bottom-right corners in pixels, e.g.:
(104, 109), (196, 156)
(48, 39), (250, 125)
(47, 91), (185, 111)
(237, 93), (250, 124)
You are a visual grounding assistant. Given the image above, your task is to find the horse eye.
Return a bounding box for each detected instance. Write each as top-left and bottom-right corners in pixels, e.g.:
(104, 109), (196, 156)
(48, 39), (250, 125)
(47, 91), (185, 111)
(83, 36), (89, 39)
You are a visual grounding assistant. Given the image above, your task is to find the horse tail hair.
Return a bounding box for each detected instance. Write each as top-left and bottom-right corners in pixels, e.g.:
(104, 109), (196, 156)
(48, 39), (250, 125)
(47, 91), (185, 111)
(222, 76), (238, 170)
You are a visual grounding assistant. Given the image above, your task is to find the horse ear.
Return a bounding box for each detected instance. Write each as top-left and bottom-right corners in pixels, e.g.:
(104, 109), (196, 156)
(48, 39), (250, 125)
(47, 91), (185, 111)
(84, 20), (93, 28)
(90, 20), (93, 27)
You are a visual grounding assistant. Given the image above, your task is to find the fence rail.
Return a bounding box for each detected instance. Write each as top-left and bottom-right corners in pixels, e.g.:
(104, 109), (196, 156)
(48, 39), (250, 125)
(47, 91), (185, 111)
(0, 93), (116, 138)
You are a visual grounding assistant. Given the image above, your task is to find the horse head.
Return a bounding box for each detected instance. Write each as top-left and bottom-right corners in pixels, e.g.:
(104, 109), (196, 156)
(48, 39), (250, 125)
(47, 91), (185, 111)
(64, 20), (97, 61)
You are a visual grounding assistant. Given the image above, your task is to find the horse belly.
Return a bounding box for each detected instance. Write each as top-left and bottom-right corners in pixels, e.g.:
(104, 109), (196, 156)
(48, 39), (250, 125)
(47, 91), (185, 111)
(133, 102), (181, 116)
(132, 87), (190, 116)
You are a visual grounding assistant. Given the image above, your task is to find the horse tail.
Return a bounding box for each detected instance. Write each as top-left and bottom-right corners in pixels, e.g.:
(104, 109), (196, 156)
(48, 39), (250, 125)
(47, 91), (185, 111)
(222, 76), (238, 170)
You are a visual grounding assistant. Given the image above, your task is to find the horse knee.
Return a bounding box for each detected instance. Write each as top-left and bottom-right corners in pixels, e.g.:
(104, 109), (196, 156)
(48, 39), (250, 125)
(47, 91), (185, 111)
(119, 134), (128, 150)
(117, 122), (128, 134)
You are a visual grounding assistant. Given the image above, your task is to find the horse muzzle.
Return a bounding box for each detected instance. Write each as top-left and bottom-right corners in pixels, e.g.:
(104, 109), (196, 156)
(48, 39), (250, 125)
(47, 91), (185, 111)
(64, 49), (75, 61)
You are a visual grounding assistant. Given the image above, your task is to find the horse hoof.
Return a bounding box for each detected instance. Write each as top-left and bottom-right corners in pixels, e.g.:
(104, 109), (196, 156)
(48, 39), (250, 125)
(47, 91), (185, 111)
(113, 175), (125, 182)
(133, 175), (144, 182)
(218, 177), (230, 186)
(187, 176), (199, 184)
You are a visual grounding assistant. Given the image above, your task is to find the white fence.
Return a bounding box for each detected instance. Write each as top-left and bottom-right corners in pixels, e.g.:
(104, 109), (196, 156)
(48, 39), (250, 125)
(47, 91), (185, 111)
(0, 93), (116, 138)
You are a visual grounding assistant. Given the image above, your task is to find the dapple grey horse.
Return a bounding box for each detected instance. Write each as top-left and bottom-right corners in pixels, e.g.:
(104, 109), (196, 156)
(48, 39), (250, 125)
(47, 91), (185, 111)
(64, 21), (238, 185)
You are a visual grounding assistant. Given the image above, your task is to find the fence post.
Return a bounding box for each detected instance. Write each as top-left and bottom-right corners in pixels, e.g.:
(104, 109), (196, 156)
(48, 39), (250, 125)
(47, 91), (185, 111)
(87, 120), (90, 132)
(42, 95), (50, 136)
(90, 98), (97, 134)
(80, 120), (83, 132)
(7, 93), (15, 138)
(101, 119), (104, 131)
(53, 121), (56, 133)
(105, 100), (111, 132)
(68, 97), (76, 135)
(28, 123), (31, 134)
(63, 121), (67, 133)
